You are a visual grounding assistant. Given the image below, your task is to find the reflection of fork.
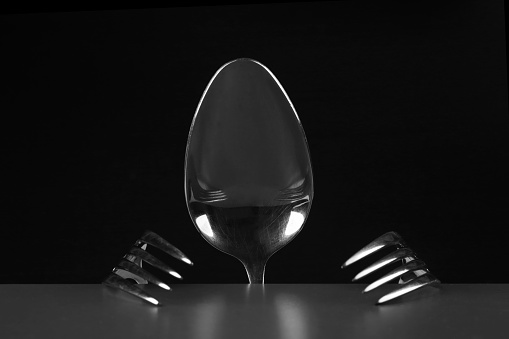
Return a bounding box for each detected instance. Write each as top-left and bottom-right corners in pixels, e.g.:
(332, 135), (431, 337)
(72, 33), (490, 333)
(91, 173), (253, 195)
(342, 231), (440, 304)
(189, 180), (227, 203)
(275, 179), (310, 202)
(102, 230), (193, 305)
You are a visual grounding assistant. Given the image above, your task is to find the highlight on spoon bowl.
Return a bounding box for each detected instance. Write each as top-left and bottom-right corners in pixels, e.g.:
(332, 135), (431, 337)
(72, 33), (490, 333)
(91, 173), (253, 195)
(184, 58), (313, 284)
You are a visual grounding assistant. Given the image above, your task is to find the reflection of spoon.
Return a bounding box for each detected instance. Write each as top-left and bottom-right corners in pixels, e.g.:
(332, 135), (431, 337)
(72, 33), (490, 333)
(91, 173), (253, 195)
(275, 293), (310, 339)
(193, 296), (226, 339)
(185, 58), (314, 283)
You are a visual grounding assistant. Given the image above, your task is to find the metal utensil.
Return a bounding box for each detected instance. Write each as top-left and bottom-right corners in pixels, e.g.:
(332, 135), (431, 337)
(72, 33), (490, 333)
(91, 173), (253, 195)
(184, 58), (313, 284)
(342, 231), (440, 304)
(102, 230), (193, 305)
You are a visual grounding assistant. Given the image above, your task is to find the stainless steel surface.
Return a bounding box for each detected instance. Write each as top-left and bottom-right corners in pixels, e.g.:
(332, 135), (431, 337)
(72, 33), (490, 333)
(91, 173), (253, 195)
(1, 284), (508, 339)
(184, 58), (313, 284)
(102, 230), (193, 305)
(342, 232), (440, 304)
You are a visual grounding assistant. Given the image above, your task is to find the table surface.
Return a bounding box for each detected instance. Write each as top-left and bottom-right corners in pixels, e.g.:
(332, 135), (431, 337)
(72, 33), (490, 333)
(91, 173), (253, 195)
(1, 284), (508, 339)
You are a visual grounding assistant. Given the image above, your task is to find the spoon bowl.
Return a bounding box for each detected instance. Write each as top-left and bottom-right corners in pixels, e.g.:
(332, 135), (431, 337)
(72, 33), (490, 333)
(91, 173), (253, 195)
(185, 58), (313, 283)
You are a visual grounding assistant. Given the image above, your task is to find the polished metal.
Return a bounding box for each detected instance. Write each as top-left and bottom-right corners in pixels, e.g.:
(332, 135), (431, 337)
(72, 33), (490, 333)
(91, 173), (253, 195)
(342, 231), (440, 304)
(185, 58), (313, 284)
(102, 230), (193, 305)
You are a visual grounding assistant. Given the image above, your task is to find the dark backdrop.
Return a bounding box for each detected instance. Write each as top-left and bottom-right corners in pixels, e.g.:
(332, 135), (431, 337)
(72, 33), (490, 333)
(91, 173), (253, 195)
(2, 1), (508, 285)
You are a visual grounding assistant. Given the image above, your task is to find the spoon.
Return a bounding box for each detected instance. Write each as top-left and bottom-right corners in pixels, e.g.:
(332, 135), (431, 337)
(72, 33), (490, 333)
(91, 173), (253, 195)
(184, 58), (313, 283)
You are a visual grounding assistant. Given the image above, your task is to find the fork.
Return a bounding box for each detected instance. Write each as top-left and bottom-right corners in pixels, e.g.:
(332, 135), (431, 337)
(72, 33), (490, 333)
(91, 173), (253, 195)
(102, 230), (193, 305)
(341, 231), (440, 304)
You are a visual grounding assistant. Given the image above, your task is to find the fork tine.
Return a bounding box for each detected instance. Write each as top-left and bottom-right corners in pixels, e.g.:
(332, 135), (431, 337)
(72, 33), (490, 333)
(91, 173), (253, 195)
(128, 247), (183, 279)
(116, 259), (171, 290)
(341, 231), (404, 268)
(376, 273), (440, 305)
(352, 247), (414, 281)
(137, 230), (194, 266)
(363, 259), (427, 293)
(103, 273), (161, 306)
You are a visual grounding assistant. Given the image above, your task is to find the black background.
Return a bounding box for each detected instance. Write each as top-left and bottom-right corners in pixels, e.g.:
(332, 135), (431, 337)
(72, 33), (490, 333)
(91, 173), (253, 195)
(2, 1), (508, 285)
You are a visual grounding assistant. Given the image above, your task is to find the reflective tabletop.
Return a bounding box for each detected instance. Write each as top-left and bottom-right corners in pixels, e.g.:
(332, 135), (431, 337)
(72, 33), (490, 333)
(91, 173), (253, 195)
(1, 284), (507, 338)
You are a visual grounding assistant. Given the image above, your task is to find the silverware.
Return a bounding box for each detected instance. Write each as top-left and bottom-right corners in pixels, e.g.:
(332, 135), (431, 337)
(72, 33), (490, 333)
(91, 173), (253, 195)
(342, 231), (440, 304)
(184, 58), (313, 284)
(102, 230), (193, 305)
